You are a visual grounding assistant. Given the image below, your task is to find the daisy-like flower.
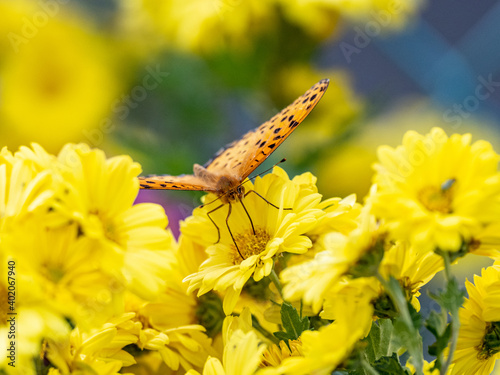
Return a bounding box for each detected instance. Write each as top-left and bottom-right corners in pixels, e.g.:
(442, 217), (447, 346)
(186, 309), (267, 375)
(281, 206), (381, 312)
(53, 143), (173, 299)
(44, 313), (139, 374)
(378, 240), (444, 312)
(371, 127), (500, 254)
(121, 239), (219, 373)
(5, 221), (124, 330)
(275, 292), (374, 375)
(0, 145), (55, 228)
(183, 167), (324, 314)
(451, 265), (500, 375)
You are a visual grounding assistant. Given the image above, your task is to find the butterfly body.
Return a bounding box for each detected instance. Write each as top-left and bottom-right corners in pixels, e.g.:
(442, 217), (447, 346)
(139, 78), (329, 196)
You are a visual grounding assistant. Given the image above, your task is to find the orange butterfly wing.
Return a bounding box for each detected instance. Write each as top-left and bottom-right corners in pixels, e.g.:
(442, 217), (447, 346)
(204, 79), (329, 180)
(138, 175), (215, 191)
(139, 79), (329, 190)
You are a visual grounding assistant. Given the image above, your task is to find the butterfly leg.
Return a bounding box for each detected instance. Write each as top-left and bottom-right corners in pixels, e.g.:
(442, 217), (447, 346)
(225, 203), (245, 260)
(244, 190), (293, 211)
(239, 198), (256, 235)
(206, 203), (224, 244)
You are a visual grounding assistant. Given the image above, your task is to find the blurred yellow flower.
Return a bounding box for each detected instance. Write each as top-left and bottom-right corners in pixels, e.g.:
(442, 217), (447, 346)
(183, 167), (324, 314)
(371, 127), (500, 254)
(0, 1), (123, 152)
(452, 265), (500, 375)
(333, 0), (423, 29)
(121, 0), (275, 54)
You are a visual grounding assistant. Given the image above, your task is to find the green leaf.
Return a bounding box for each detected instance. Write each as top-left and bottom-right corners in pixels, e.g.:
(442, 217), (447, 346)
(372, 353), (411, 375)
(427, 323), (452, 357)
(273, 302), (310, 342)
(424, 310), (447, 339)
(363, 319), (395, 363)
(429, 278), (465, 317)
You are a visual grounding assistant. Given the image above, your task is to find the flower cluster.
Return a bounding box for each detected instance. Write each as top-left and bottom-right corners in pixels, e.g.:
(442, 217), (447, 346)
(5, 127), (500, 374)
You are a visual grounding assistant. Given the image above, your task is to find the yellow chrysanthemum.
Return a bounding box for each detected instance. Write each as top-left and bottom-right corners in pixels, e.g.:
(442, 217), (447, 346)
(451, 265), (500, 375)
(44, 313), (139, 374)
(54, 143), (173, 299)
(261, 339), (303, 368)
(275, 292), (373, 375)
(187, 309), (267, 375)
(371, 127), (500, 254)
(5, 222), (123, 330)
(331, 0), (423, 30)
(121, 0), (275, 54)
(281, 206), (380, 312)
(0, 1), (123, 152)
(120, 240), (218, 373)
(183, 167), (324, 314)
(379, 240), (444, 312)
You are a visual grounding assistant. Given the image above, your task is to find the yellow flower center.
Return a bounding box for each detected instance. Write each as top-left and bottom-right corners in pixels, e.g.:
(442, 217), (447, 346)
(232, 228), (270, 264)
(260, 339), (303, 368)
(417, 179), (455, 213)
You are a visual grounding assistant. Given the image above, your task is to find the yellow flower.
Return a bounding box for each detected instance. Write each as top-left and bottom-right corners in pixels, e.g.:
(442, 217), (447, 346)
(407, 360), (441, 374)
(371, 127), (500, 253)
(331, 0), (423, 30)
(54, 143), (173, 299)
(379, 240), (444, 312)
(281, 206), (380, 312)
(0, 2), (123, 152)
(451, 265), (500, 375)
(183, 167), (324, 314)
(121, 238), (219, 372)
(187, 309), (267, 375)
(276, 292), (373, 375)
(5, 222), (124, 330)
(44, 313), (139, 374)
(120, 0), (275, 54)
(261, 339), (303, 368)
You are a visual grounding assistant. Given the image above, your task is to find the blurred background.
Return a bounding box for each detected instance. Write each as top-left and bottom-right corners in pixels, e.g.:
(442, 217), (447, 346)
(1, 0), (499, 322)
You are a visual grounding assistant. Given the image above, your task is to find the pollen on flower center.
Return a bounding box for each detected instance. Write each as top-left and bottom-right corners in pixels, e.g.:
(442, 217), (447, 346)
(231, 227), (270, 264)
(476, 321), (500, 360)
(417, 182), (454, 214)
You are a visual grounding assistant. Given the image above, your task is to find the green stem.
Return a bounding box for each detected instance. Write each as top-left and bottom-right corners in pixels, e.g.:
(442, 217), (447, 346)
(440, 251), (460, 375)
(376, 273), (424, 375)
(252, 314), (279, 345)
(441, 250), (452, 282)
(269, 268), (283, 298)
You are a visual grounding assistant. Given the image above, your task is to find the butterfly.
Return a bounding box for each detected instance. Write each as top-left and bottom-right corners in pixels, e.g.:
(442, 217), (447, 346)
(139, 79), (329, 255)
